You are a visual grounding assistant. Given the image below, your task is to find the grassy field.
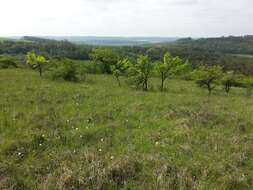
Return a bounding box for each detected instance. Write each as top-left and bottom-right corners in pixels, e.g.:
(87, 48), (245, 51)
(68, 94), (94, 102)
(0, 69), (253, 189)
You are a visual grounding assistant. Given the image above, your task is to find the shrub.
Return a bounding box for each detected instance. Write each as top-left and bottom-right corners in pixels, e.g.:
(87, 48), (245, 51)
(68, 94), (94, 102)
(51, 59), (83, 82)
(79, 60), (103, 74)
(0, 56), (18, 69)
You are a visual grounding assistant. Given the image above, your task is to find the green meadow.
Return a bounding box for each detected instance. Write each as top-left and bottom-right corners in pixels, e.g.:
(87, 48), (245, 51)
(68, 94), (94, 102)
(0, 68), (253, 189)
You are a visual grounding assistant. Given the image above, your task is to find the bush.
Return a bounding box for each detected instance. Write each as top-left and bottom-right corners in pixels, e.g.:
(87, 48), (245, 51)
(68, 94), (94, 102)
(80, 60), (103, 74)
(50, 59), (85, 82)
(0, 56), (18, 69)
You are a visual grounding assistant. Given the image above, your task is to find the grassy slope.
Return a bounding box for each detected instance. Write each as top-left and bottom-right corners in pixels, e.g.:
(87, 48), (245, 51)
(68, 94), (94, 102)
(0, 69), (253, 189)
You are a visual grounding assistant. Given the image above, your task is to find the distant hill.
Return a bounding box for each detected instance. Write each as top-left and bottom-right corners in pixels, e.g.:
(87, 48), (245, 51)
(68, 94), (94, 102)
(175, 35), (253, 55)
(21, 36), (58, 43)
(22, 36), (179, 46)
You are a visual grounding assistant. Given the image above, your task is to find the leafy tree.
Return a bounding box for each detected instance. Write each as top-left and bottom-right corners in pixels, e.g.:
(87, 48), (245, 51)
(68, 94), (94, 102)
(155, 53), (187, 91)
(128, 55), (153, 91)
(90, 48), (119, 74)
(194, 65), (223, 94)
(221, 71), (239, 94)
(111, 58), (130, 86)
(26, 52), (47, 76)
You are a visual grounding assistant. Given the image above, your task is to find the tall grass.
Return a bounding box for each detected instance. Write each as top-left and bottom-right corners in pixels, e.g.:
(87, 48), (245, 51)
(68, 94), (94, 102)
(0, 69), (253, 189)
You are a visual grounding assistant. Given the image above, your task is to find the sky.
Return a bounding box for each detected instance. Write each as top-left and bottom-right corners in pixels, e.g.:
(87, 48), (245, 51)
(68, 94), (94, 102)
(0, 0), (252, 37)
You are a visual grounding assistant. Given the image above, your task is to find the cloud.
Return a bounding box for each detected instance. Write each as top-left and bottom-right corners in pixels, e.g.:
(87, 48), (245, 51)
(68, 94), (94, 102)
(0, 0), (252, 37)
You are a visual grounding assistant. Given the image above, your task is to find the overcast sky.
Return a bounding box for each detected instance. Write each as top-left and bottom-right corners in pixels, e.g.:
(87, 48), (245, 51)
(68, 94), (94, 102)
(0, 0), (252, 37)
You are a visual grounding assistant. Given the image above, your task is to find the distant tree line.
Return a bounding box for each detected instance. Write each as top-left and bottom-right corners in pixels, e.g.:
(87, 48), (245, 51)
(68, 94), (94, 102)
(0, 37), (91, 60)
(1, 36), (253, 75)
(117, 45), (253, 75)
(177, 35), (253, 55)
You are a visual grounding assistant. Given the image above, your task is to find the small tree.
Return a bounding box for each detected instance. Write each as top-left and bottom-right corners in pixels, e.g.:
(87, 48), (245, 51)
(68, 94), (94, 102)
(128, 55), (153, 91)
(110, 58), (129, 86)
(26, 52), (47, 77)
(221, 71), (238, 94)
(90, 48), (119, 74)
(155, 53), (187, 91)
(195, 65), (223, 94)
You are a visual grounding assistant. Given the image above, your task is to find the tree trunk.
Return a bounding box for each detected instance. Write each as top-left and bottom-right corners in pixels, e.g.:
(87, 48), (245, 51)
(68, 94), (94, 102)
(144, 78), (148, 91)
(161, 74), (165, 91)
(116, 76), (121, 87)
(38, 65), (42, 77)
(225, 84), (230, 94)
(207, 83), (212, 95)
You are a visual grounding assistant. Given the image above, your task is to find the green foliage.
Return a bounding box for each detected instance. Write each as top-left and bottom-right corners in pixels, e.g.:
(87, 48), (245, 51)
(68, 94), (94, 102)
(194, 65), (223, 94)
(236, 77), (253, 96)
(111, 58), (130, 86)
(221, 71), (240, 94)
(118, 38), (253, 75)
(0, 37), (91, 60)
(26, 52), (48, 77)
(146, 47), (164, 61)
(155, 53), (188, 91)
(1, 36), (253, 75)
(75, 60), (103, 74)
(0, 56), (18, 69)
(91, 48), (119, 74)
(128, 55), (153, 90)
(50, 59), (84, 82)
(177, 35), (253, 55)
